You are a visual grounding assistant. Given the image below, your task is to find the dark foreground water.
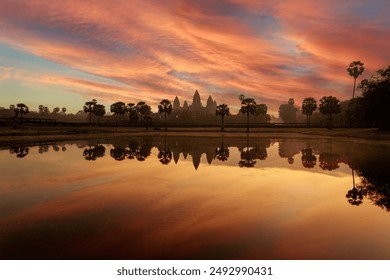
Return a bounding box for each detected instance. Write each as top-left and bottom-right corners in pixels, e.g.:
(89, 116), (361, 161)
(0, 136), (389, 260)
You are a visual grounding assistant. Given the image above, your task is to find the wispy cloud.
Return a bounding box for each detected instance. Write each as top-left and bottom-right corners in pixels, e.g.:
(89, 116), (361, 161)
(0, 0), (389, 113)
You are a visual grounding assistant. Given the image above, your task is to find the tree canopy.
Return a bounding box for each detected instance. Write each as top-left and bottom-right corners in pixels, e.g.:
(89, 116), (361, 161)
(358, 65), (390, 130)
(319, 96), (341, 130)
(279, 98), (298, 123)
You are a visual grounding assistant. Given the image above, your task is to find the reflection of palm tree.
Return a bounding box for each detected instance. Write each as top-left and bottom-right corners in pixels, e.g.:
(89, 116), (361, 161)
(83, 145), (106, 161)
(39, 144), (50, 153)
(238, 136), (256, 168)
(110, 146), (127, 161)
(216, 138), (230, 161)
(126, 141), (138, 160)
(301, 148), (317, 168)
(125, 140), (152, 161)
(158, 150), (172, 165)
(319, 152), (340, 170)
(158, 134), (173, 165)
(137, 144), (152, 161)
(239, 149), (256, 167)
(346, 169), (365, 206)
(158, 99), (173, 131)
(216, 147), (229, 161)
(9, 145), (29, 158)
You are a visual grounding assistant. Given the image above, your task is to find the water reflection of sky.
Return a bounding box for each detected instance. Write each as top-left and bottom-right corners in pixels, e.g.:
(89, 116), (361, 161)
(0, 137), (389, 259)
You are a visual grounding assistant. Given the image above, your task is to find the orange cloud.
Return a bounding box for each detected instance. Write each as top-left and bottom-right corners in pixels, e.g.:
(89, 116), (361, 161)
(0, 0), (389, 114)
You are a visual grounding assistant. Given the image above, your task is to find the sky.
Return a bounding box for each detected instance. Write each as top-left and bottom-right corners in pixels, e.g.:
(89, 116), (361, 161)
(0, 0), (389, 115)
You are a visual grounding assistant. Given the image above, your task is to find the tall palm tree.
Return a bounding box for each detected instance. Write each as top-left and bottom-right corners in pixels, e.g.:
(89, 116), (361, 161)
(347, 61), (364, 99)
(302, 97), (317, 127)
(240, 98), (256, 133)
(83, 99), (97, 124)
(216, 104), (230, 131)
(319, 96), (341, 130)
(158, 99), (172, 130)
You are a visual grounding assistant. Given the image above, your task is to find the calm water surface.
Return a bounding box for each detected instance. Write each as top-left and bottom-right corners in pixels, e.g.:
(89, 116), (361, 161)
(0, 136), (389, 259)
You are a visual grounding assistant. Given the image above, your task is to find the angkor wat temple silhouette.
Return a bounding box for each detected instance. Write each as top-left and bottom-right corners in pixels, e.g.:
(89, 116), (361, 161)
(172, 90), (218, 117)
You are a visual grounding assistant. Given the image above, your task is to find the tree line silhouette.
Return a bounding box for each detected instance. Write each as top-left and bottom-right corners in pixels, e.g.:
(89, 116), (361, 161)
(3, 62), (389, 130)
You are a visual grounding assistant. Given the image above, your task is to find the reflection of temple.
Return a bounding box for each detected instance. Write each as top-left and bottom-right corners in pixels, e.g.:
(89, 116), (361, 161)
(172, 90), (217, 118)
(7, 137), (390, 214)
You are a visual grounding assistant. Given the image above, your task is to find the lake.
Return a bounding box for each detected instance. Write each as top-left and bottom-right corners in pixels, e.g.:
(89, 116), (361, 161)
(0, 135), (389, 259)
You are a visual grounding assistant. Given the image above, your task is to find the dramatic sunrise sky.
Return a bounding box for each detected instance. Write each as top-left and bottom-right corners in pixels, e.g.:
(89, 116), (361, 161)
(0, 0), (389, 114)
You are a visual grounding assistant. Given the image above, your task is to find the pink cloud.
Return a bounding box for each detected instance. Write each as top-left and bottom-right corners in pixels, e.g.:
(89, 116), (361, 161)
(0, 0), (389, 114)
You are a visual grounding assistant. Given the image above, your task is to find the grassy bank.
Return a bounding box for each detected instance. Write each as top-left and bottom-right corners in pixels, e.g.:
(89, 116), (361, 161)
(1, 125), (389, 146)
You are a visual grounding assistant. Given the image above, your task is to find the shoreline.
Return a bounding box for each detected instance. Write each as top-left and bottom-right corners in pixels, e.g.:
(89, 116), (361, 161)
(1, 126), (390, 146)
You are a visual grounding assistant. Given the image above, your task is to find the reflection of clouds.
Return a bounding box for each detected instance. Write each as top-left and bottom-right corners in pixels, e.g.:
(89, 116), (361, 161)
(1, 137), (390, 259)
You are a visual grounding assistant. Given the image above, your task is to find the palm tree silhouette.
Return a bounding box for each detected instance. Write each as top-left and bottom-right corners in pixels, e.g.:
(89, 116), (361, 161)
(158, 99), (173, 131)
(302, 98), (317, 127)
(347, 61), (365, 99)
(240, 98), (256, 133)
(83, 99), (97, 124)
(216, 104), (230, 131)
